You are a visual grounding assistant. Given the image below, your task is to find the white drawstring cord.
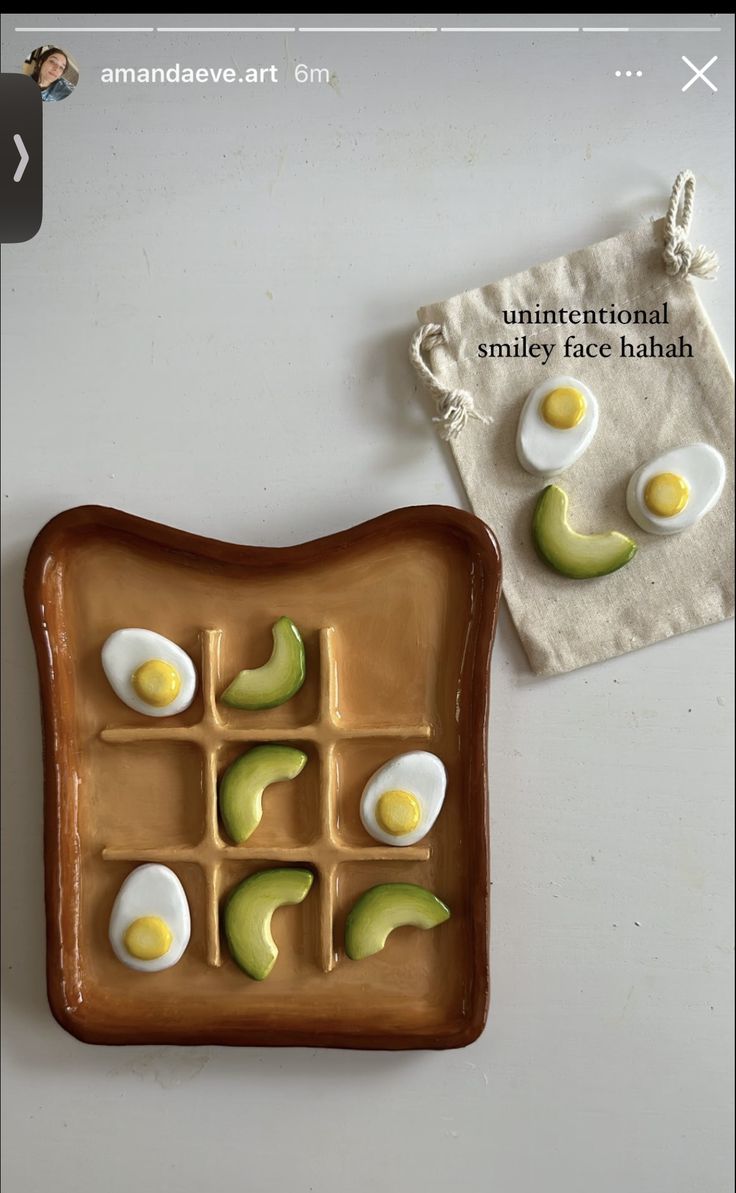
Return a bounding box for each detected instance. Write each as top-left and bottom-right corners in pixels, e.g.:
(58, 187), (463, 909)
(663, 170), (719, 280)
(409, 323), (492, 440)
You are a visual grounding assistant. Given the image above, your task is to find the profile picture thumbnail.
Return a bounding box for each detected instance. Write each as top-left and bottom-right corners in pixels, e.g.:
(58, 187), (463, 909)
(22, 45), (79, 103)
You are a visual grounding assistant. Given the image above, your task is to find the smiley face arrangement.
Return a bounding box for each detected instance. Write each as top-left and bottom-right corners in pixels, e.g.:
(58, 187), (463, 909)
(518, 377), (727, 579)
(109, 864), (191, 972)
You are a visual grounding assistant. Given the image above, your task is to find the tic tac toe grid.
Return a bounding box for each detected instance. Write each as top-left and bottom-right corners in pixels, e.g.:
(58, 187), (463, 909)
(99, 626), (435, 972)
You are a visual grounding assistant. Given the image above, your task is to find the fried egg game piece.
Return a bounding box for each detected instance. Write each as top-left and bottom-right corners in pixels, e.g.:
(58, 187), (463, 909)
(101, 628), (197, 716)
(517, 375), (599, 478)
(109, 864), (191, 972)
(360, 751), (446, 846)
(626, 443), (726, 535)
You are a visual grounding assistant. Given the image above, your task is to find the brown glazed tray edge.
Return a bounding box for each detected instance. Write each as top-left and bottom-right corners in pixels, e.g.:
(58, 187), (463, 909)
(25, 504), (502, 1050)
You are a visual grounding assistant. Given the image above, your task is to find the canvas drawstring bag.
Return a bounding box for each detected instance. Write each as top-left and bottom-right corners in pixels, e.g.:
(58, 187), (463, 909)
(410, 171), (734, 676)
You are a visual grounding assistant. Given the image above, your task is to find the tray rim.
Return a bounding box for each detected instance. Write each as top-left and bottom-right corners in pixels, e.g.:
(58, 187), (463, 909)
(24, 503), (502, 1050)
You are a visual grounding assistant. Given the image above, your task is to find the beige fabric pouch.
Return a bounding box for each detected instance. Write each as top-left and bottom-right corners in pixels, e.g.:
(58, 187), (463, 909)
(411, 172), (734, 676)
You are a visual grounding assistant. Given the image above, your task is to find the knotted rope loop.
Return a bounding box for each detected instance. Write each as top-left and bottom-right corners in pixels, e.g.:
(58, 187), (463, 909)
(663, 170), (719, 280)
(409, 323), (491, 441)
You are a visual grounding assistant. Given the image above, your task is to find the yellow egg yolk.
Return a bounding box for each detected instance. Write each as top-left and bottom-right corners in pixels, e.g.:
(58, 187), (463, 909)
(541, 386), (586, 430)
(644, 472), (690, 518)
(376, 789), (421, 836)
(123, 915), (173, 960)
(132, 658), (181, 707)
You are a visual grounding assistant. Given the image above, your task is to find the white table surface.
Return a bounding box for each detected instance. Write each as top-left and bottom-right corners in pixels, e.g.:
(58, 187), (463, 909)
(2, 14), (733, 1193)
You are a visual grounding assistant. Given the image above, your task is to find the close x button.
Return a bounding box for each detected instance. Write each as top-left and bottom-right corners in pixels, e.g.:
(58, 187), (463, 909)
(1, 74), (42, 243)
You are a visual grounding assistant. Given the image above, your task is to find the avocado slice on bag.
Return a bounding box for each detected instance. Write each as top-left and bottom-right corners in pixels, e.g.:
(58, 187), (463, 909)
(532, 484), (637, 579)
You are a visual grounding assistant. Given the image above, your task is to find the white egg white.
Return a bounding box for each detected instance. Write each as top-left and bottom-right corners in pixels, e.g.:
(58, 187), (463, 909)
(360, 751), (446, 847)
(516, 375), (599, 478)
(626, 443), (726, 535)
(101, 628), (197, 717)
(109, 863), (191, 972)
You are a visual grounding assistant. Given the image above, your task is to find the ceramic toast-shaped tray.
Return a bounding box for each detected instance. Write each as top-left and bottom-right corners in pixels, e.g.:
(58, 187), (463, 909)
(25, 505), (502, 1049)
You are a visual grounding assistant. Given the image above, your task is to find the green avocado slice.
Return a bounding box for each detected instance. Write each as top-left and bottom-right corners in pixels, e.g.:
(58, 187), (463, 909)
(221, 617), (306, 710)
(224, 868), (314, 980)
(219, 745), (308, 844)
(345, 883), (451, 961)
(533, 484), (638, 579)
